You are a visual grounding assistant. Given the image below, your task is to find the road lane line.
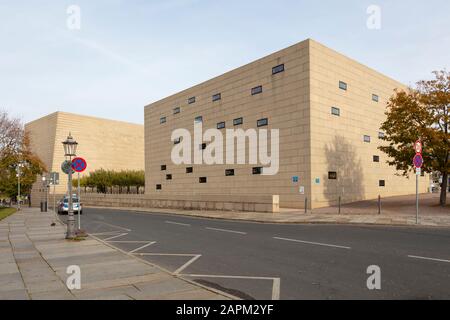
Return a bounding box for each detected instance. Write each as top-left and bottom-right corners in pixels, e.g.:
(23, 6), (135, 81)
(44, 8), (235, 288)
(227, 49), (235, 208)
(129, 241), (156, 254)
(205, 227), (247, 235)
(273, 237), (351, 250)
(181, 274), (277, 280)
(174, 255), (202, 275)
(90, 231), (123, 236)
(107, 241), (151, 243)
(95, 221), (131, 232)
(165, 221), (191, 227)
(408, 255), (450, 263)
(103, 233), (128, 241)
(181, 274), (281, 300)
(137, 253), (197, 256)
(272, 278), (280, 300)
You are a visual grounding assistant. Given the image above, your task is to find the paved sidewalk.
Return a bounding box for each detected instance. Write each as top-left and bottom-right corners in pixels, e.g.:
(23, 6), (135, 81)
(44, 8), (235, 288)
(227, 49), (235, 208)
(88, 193), (450, 227)
(0, 208), (230, 300)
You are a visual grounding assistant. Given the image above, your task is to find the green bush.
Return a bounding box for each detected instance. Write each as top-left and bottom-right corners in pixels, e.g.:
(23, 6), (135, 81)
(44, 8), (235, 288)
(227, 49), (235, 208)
(72, 169), (145, 194)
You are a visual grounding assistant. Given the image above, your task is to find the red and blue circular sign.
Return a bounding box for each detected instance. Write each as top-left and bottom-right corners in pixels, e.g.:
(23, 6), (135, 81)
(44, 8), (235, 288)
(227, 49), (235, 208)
(413, 154), (423, 169)
(71, 157), (87, 172)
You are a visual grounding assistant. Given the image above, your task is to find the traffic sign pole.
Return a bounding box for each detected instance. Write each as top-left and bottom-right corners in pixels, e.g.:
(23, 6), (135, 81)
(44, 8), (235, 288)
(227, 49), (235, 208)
(416, 174), (419, 224)
(71, 157), (87, 231)
(78, 171), (81, 230)
(413, 140), (423, 225)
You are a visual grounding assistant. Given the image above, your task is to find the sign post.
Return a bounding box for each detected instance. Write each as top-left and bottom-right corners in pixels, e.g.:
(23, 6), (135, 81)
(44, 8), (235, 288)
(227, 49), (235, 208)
(71, 157), (87, 230)
(49, 172), (59, 213)
(413, 140), (423, 225)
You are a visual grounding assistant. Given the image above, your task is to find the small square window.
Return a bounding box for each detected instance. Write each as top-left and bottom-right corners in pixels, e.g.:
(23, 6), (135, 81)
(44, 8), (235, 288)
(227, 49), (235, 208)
(212, 93), (221, 102)
(372, 94), (379, 102)
(199, 177), (207, 183)
(252, 167), (263, 175)
(217, 122), (225, 129)
(166, 174), (172, 180)
(188, 97), (196, 104)
(339, 81), (347, 91)
(160, 117), (166, 124)
(225, 169), (235, 176)
(378, 132), (385, 139)
(186, 167), (193, 174)
(195, 116), (203, 123)
(173, 107), (181, 115)
(161, 165), (167, 171)
(174, 137), (181, 145)
(251, 86), (263, 95)
(331, 107), (340, 116)
(233, 117), (243, 126)
(373, 155), (380, 162)
(272, 64), (285, 75)
(364, 135), (371, 143)
(156, 184), (162, 190)
(257, 118), (268, 127)
(328, 171), (337, 180)
(379, 180), (385, 187)
(200, 143), (207, 150)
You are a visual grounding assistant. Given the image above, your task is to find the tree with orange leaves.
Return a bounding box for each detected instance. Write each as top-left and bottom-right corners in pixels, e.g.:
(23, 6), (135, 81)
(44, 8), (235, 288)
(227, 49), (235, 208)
(0, 110), (46, 200)
(379, 70), (450, 206)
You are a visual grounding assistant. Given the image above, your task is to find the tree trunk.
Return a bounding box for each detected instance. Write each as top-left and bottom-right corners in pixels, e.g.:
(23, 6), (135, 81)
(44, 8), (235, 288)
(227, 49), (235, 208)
(440, 171), (448, 206)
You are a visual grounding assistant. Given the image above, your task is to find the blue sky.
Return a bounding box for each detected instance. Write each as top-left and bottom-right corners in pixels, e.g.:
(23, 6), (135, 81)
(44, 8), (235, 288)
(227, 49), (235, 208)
(1, 0), (449, 124)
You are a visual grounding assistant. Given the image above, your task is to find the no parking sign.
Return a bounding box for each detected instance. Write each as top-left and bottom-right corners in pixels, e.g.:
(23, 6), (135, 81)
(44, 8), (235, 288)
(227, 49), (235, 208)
(71, 157), (87, 173)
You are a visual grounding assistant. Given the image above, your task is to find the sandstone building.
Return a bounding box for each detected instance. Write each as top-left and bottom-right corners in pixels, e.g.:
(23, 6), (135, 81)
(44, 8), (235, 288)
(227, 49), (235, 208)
(144, 39), (428, 209)
(25, 112), (144, 204)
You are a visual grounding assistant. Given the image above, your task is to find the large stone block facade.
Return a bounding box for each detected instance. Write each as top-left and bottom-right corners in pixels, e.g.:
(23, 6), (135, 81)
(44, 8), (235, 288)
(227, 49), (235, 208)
(144, 39), (428, 209)
(25, 112), (144, 203)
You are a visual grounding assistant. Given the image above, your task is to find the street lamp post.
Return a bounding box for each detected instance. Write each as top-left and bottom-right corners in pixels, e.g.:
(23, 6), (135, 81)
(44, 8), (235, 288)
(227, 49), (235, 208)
(16, 163), (23, 211)
(42, 176), (48, 212)
(62, 133), (78, 239)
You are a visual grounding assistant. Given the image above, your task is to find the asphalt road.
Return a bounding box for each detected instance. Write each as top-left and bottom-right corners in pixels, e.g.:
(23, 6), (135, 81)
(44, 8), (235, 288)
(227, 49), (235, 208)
(61, 208), (450, 300)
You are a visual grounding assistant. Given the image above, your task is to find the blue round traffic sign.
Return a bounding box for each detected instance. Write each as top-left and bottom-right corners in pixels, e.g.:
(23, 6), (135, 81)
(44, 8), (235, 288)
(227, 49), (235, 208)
(413, 154), (423, 168)
(72, 157), (87, 172)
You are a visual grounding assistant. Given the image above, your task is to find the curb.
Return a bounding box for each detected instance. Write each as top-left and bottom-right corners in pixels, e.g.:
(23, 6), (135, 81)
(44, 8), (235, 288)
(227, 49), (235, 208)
(85, 205), (450, 228)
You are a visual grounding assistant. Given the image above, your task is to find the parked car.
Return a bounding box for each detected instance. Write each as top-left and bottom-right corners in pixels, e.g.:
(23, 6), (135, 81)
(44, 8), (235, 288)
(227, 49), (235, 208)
(58, 196), (83, 215)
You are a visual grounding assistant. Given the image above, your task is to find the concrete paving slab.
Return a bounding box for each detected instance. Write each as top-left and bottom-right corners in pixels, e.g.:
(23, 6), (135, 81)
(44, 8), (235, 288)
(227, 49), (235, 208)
(0, 289), (29, 300)
(72, 285), (140, 300)
(29, 289), (74, 300)
(0, 262), (20, 275)
(25, 279), (68, 294)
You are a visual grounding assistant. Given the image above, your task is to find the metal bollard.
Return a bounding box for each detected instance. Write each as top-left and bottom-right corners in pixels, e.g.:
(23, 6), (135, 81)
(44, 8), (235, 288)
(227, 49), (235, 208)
(304, 197), (308, 214)
(338, 196), (341, 214)
(378, 195), (381, 215)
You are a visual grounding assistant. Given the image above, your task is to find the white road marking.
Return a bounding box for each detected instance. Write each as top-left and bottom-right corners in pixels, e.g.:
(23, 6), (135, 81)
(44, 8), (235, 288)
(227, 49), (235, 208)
(205, 227), (247, 235)
(165, 221), (191, 227)
(272, 277), (281, 300)
(180, 274), (281, 300)
(90, 231), (123, 236)
(103, 233), (128, 241)
(107, 241), (152, 243)
(273, 237), (351, 250)
(408, 255), (450, 263)
(129, 241), (156, 254)
(135, 252), (202, 274)
(137, 253), (198, 256)
(174, 255), (202, 274)
(96, 221), (131, 232)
